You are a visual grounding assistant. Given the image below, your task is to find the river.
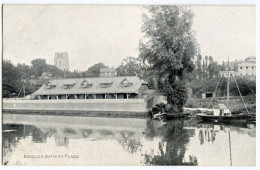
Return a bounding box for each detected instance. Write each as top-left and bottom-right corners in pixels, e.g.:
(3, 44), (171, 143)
(2, 113), (256, 166)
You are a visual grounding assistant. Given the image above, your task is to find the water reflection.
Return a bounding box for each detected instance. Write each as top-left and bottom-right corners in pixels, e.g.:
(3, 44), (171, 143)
(144, 120), (197, 165)
(2, 114), (256, 166)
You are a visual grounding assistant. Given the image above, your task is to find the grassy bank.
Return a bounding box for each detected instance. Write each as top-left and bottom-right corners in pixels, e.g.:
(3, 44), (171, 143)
(185, 95), (256, 114)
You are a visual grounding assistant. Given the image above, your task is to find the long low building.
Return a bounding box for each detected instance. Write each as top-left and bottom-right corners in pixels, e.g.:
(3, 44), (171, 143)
(3, 76), (166, 114)
(33, 76), (149, 100)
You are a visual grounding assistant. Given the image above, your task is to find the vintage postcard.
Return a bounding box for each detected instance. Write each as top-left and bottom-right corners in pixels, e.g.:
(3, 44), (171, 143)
(2, 4), (256, 166)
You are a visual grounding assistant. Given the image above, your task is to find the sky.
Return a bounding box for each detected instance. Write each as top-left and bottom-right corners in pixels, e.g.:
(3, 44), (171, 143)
(3, 5), (256, 71)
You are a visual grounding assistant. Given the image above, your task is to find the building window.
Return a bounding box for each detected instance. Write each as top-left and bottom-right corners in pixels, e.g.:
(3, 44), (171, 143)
(120, 78), (133, 87)
(252, 67), (254, 69)
(100, 83), (112, 88)
(81, 80), (92, 88)
(240, 67), (242, 69)
(45, 82), (56, 89)
(62, 83), (76, 89)
(246, 67), (248, 69)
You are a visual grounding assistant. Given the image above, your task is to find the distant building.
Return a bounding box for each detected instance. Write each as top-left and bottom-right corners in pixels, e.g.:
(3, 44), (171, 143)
(202, 92), (216, 99)
(42, 72), (53, 79)
(54, 52), (69, 71)
(99, 67), (117, 77)
(237, 56), (256, 76)
(220, 56), (256, 77)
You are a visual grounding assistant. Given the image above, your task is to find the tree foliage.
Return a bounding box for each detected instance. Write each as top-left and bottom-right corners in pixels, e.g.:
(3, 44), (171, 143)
(116, 56), (145, 77)
(2, 60), (23, 97)
(83, 62), (107, 77)
(139, 6), (198, 113)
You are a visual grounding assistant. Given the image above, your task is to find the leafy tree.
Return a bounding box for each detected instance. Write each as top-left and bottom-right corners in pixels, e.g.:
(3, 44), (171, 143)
(83, 62), (107, 77)
(116, 56), (145, 77)
(196, 54), (202, 80)
(205, 55), (208, 77)
(46, 64), (65, 78)
(139, 6), (198, 113)
(208, 55), (213, 65)
(16, 63), (32, 79)
(2, 60), (22, 97)
(31, 59), (47, 77)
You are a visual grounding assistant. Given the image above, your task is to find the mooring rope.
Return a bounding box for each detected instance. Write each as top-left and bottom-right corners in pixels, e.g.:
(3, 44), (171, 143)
(232, 75), (250, 114)
(241, 76), (256, 97)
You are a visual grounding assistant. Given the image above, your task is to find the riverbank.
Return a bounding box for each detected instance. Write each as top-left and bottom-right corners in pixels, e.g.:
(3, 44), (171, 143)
(2, 110), (148, 118)
(184, 95), (256, 114)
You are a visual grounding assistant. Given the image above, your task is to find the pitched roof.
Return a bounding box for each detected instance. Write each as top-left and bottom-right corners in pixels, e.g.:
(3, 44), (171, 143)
(238, 62), (256, 67)
(34, 76), (145, 95)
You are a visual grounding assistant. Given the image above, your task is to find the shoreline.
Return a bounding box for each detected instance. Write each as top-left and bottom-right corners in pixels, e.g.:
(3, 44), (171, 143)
(2, 110), (148, 118)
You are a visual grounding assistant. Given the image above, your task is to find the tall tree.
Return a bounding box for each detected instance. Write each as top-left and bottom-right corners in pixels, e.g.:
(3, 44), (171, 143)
(202, 58), (205, 77)
(83, 62), (107, 77)
(116, 56), (145, 77)
(209, 56), (213, 65)
(16, 63), (31, 79)
(196, 54), (202, 80)
(2, 60), (22, 97)
(205, 55), (208, 77)
(31, 59), (47, 77)
(139, 6), (198, 113)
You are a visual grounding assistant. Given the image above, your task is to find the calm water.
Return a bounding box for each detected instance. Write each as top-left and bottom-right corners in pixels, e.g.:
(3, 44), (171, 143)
(2, 114), (256, 166)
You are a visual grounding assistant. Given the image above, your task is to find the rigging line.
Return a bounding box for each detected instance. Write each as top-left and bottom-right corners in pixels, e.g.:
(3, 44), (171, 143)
(232, 75), (250, 114)
(16, 88), (23, 98)
(215, 75), (224, 98)
(228, 131), (232, 166)
(207, 76), (222, 109)
(241, 76), (256, 97)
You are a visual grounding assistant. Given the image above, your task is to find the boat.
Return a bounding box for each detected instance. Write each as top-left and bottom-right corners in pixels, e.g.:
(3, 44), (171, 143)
(153, 112), (167, 120)
(196, 58), (251, 123)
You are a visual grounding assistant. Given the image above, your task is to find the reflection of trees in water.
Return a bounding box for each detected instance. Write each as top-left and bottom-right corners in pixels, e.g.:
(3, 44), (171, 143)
(198, 129), (216, 145)
(117, 130), (142, 154)
(2, 124), (50, 165)
(143, 120), (198, 165)
(55, 137), (69, 147)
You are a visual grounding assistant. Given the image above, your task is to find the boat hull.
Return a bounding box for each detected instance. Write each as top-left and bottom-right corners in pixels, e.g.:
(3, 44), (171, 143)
(197, 113), (249, 124)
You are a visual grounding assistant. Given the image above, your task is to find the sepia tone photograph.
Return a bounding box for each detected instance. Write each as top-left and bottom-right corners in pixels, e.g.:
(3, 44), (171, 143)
(1, 4), (256, 166)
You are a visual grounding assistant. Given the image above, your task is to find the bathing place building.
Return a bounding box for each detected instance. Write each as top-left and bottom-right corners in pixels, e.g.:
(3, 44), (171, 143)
(3, 68), (166, 114)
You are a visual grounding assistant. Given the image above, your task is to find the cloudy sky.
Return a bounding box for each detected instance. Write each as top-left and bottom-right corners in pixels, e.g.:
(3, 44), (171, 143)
(3, 5), (256, 71)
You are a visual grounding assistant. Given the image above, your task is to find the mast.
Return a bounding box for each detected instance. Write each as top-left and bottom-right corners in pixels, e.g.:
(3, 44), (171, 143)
(227, 57), (230, 107)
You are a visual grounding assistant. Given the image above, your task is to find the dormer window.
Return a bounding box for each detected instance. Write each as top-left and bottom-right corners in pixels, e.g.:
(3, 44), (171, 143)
(100, 83), (112, 88)
(62, 83), (76, 89)
(81, 79), (92, 88)
(120, 78), (133, 87)
(45, 82), (56, 89)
